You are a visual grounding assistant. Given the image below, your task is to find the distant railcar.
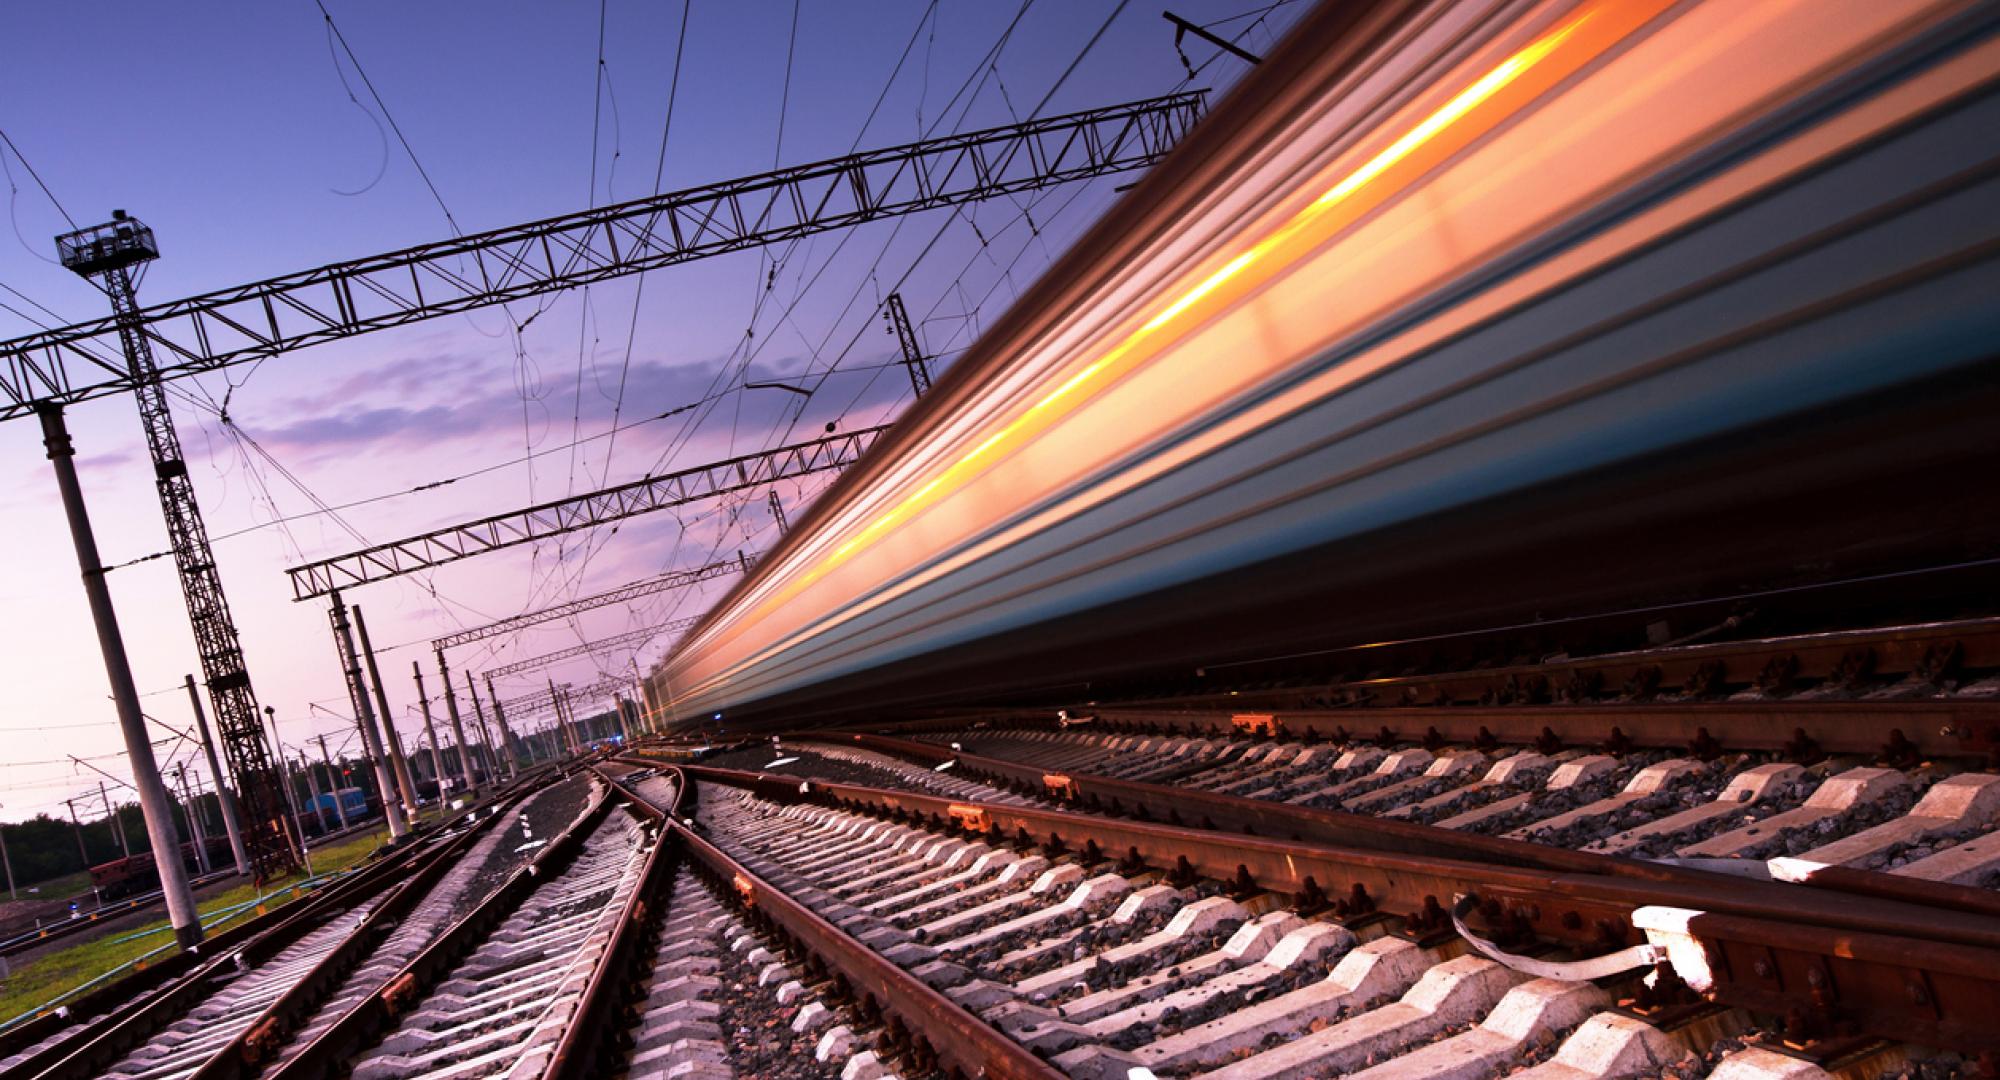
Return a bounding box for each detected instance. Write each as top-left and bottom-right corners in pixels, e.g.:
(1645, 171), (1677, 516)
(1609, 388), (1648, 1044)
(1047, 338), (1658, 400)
(300, 787), (375, 835)
(88, 835), (236, 898)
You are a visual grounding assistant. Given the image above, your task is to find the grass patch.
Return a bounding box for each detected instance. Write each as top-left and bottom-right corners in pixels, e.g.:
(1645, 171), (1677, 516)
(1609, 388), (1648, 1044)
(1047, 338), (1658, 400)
(0, 828), (392, 1025)
(0, 871), (97, 906)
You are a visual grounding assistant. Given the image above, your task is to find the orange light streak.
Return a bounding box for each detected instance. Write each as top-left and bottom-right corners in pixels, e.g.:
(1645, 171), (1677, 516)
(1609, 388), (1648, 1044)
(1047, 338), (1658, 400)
(711, 0), (1672, 669)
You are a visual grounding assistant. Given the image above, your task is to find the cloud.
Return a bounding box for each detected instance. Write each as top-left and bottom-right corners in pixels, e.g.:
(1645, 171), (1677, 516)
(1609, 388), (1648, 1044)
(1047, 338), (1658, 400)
(247, 350), (815, 458)
(319, 350), (490, 402)
(78, 449), (138, 471)
(255, 402), (498, 451)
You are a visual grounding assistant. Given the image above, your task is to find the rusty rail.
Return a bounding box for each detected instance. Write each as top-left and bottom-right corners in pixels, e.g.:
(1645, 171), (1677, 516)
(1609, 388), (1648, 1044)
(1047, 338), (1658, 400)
(265, 788), (624, 1080)
(599, 762), (1064, 1079)
(1091, 616), (2000, 718)
(670, 761), (2000, 1054)
(0, 766), (559, 1074)
(0, 836), (432, 1080)
(541, 766), (683, 1079)
(1074, 699), (2000, 762)
(837, 730), (2000, 927)
(184, 779), (553, 1080)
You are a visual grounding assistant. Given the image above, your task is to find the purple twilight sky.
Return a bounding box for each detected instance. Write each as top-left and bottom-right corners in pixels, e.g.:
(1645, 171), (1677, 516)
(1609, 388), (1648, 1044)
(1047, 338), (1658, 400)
(0, 0), (1297, 826)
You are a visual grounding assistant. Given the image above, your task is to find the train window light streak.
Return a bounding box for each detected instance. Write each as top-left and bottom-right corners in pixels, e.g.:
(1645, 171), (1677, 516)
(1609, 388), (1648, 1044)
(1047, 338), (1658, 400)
(705, 0), (1672, 679)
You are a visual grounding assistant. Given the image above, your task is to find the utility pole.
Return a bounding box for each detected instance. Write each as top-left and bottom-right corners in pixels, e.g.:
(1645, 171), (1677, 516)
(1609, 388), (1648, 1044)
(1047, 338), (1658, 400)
(413, 663), (450, 804)
(485, 674), (519, 776)
(41, 397), (199, 943)
(629, 658), (651, 736)
(185, 675), (250, 876)
(465, 672), (506, 783)
(173, 763), (210, 874)
(263, 706), (311, 871)
(0, 805), (15, 901)
(313, 735), (351, 830)
(548, 680), (570, 756)
(298, 750), (331, 838)
(767, 489), (789, 536)
(99, 781), (129, 858)
(326, 591), (407, 839)
(352, 605), (419, 817)
(436, 650), (482, 795)
(62, 799), (91, 868)
(883, 292), (934, 398)
(55, 214), (294, 881)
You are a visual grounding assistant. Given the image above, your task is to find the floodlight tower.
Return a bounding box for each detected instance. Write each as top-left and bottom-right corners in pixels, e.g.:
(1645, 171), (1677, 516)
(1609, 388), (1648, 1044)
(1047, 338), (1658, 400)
(56, 212), (298, 880)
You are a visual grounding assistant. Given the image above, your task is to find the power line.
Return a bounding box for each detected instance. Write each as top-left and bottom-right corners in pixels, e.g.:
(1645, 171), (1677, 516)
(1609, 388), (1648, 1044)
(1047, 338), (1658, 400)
(312, 0), (461, 236)
(0, 125), (77, 229)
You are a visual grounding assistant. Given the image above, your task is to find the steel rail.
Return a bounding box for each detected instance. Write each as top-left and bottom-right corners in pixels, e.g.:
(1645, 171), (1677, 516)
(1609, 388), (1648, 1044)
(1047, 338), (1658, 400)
(605, 765), (1065, 1080)
(668, 760), (2000, 1054)
(1060, 699), (2000, 764)
(682, 757), (2000, 947)
(1113, 616), (2000, 715)
(188, 778), (551, 1080)
(543, 765), (684, 1079)
(0, 840), (430, 1080)
(264, 785), (627, 1080)
(840, 733), (1718, 885)
(1, 769), (557, 1080)
(839, 731), (2000, 938)
(28, 800), (511, 1080)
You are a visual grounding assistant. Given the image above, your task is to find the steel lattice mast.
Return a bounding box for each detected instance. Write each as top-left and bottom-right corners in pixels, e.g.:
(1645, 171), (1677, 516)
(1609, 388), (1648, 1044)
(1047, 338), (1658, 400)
(884, 293), (933, 398)
(56, 215), (298, 878)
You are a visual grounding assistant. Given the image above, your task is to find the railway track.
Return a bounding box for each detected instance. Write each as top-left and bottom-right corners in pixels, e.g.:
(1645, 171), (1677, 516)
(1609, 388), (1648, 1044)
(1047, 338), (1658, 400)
(658, 762), (2000, 1078)
(22, 745), (1997, 1079)
(592, 762), (921, 1079)
(19, 620), (1999, 1080)
(872, 725), (2000, 889)
(0, 771), (579, 1080)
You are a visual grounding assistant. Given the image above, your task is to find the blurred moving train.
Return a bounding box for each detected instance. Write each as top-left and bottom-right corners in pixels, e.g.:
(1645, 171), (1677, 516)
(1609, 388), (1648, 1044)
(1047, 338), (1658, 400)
(652, 0), (2000, 723)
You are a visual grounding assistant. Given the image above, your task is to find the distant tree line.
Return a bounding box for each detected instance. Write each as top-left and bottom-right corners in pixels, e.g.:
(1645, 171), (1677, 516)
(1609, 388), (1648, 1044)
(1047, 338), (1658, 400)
(0, 804), (151, 888)
(0, 752), (395, 891)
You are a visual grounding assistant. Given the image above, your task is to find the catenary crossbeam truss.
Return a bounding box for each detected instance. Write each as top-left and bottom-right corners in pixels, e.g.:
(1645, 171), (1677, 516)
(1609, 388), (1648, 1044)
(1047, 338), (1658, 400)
(0, 93), (1204, 420)
(485, 617), (704, 681)
(288, 426), (885, 598)
(431, 557), (748, 650)
(494, 677), (626, 718)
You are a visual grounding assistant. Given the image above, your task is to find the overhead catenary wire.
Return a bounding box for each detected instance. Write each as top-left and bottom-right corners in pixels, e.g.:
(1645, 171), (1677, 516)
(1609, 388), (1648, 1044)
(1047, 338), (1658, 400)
(632, 0), (1172, 664)
(0, 124), (77, 230)
(595, 2), (1130, 662)
(530, 0), (959, 635)
(573, 1), (1042, 612)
